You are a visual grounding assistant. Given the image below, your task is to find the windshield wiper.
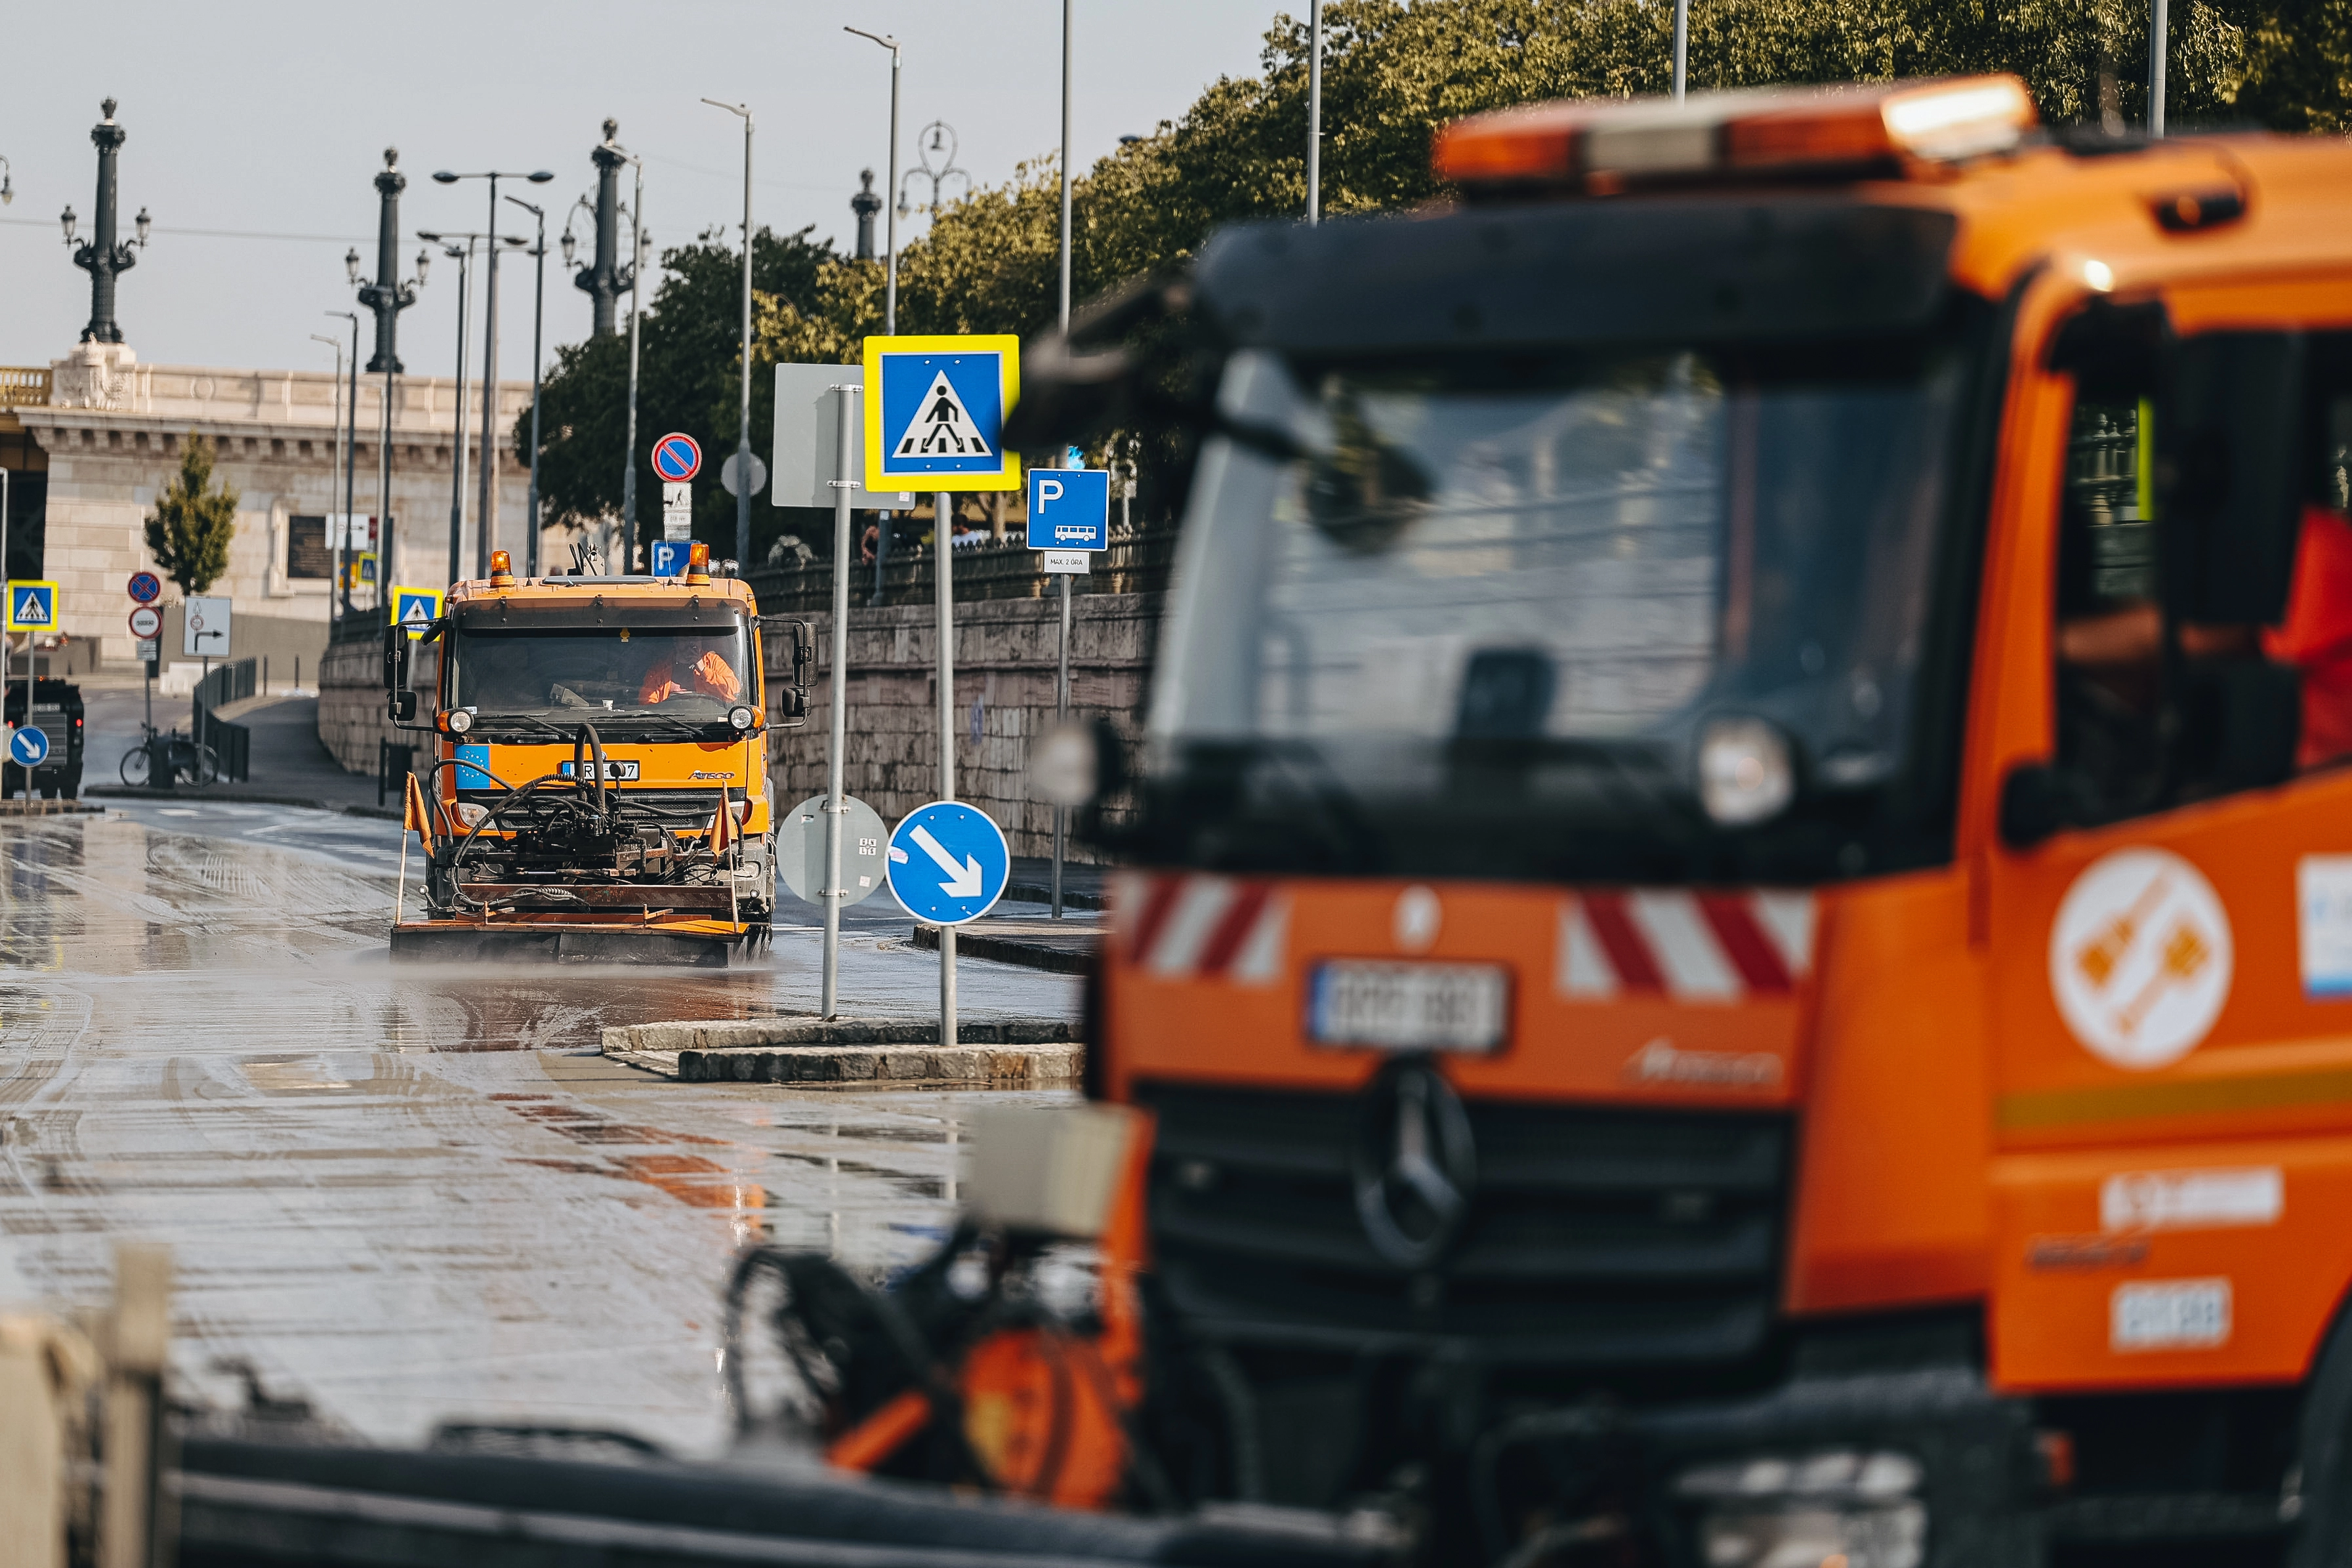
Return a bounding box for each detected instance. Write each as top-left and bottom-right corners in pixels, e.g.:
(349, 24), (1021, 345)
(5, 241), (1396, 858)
(470, 712), (577, 743)
(599, 711), (726, 741)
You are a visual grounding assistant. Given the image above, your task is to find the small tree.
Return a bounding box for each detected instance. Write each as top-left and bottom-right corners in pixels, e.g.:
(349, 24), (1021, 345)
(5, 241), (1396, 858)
(145, 434), (239, 597)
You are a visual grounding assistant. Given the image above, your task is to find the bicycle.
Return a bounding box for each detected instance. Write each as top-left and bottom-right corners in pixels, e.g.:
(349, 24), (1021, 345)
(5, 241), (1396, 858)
(119, 727), (218, 789)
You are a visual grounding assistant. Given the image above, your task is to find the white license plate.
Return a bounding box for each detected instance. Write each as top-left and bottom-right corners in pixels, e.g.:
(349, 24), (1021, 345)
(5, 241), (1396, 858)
(558, 759), (639, 781)
(2111, 1278), (2232, 1351)
(1308, 961), (1509, 1054)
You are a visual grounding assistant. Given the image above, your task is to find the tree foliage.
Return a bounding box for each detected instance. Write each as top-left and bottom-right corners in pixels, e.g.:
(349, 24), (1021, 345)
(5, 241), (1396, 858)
(144, 435), (239, 598)
(525, 0), (2350, 542)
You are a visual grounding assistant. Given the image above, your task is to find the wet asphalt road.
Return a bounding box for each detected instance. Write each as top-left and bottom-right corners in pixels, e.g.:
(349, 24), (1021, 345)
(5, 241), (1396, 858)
(0, 805), (1086, 1454)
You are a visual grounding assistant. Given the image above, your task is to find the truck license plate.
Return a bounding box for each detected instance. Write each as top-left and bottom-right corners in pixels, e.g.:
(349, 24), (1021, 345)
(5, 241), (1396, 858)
(558, 759), (639, 781)
(1308, 961), (1508, 1054)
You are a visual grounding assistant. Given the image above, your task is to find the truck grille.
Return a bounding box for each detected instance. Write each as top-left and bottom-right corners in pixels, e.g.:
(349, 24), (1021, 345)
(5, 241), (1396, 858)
(1135, 1081), (1791, 1369)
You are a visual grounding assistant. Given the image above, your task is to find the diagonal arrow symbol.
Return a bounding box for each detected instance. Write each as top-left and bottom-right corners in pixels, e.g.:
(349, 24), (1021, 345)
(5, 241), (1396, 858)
(910, 824), (984, 899)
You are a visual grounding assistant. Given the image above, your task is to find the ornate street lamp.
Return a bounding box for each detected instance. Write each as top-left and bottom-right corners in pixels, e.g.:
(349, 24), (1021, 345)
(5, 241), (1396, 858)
(70, 99), (145, 345)
(354, 149), (427, 608)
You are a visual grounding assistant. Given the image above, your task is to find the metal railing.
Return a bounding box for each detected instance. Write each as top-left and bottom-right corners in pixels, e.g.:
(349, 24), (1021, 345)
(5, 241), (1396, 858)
(193, 659), (256, 783)
(745, 526), (1176, 613)
(0, 367), (52, 408)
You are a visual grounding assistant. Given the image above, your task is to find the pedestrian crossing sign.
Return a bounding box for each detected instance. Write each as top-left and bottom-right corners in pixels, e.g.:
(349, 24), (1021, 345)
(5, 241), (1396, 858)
(862, 334), (1021, 493)
(390, 586), (444, 640)
(5, 580), (57, 632)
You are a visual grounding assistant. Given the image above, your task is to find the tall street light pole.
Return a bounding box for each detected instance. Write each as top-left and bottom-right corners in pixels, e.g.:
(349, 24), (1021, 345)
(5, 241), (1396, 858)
(421, 234), (477, 588)
(701, 100), (756, 573)
(1307, 0), (1322, 224)
(357, 150), (424, 609)
(1673, 0), (1689, 100)
(847, 28), (903, 606)
(508, 195), (549, 579)
(436, 169), (554, 579)
(2149, 0), (2169, 136)
(326, 311), (360, 621)
(311, 333), (346, 625)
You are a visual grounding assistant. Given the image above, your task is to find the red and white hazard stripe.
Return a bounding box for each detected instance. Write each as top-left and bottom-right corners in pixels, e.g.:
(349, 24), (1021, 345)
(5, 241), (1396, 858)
(1558, 890), (1813, 1001)
(1115, 873), (1289, 986)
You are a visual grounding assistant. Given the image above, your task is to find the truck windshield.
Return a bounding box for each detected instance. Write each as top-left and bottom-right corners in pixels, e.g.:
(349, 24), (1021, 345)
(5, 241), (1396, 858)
(1144, 336), (1976, 882)
(447, 623), (753, 724)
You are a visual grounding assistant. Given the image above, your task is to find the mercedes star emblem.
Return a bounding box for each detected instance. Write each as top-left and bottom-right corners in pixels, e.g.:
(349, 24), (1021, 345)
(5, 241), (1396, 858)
(1351, 1059), (1477, 1270)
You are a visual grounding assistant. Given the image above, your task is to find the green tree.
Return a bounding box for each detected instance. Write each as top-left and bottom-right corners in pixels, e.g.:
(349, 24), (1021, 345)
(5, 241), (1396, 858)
(526, 0), (2351, 539)
(144, 435), (238, 597)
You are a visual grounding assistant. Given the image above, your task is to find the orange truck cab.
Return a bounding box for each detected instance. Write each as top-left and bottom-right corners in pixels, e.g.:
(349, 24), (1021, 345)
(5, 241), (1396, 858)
(382, 544), (808, 964)
(1020, 76), (2352, 1565)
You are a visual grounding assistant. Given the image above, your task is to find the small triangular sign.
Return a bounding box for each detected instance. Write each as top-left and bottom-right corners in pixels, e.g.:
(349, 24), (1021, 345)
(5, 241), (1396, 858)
(402, 598), (430, 626)
(13, 588), (42, 621)
(892, 370), (993, 460)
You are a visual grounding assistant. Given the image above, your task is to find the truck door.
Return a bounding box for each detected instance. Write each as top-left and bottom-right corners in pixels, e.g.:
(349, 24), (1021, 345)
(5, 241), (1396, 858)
(1984, 291), (2352, 1390)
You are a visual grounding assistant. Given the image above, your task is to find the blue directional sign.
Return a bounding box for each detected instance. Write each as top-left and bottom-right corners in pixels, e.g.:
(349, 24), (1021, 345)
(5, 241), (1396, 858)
(6, 581), (57, 632)
(8, 726), (48, 768)
(886, 800), (1011, 926)
(862, 335), (1021, 493)
(650, 539), (691, 578)
(1027, 468), (1111, 552)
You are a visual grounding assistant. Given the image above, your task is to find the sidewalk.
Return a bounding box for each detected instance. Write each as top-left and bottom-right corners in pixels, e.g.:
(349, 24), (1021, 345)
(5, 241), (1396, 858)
(83, 686), (396, 814)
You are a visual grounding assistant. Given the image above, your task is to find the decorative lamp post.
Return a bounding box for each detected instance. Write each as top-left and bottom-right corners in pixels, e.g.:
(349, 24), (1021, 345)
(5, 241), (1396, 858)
(574, 120), (630, 339)
(356, 150), (426, 608)
(851, 169), (881, 260)
(71, 99), (146, 344)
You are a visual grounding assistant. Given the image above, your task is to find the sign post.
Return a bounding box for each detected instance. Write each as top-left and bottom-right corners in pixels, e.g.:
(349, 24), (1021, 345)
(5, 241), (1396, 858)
(1028, 464), (1111, 917)
(863, 334), (1020, 1047)
(822, 380), (860, 1018)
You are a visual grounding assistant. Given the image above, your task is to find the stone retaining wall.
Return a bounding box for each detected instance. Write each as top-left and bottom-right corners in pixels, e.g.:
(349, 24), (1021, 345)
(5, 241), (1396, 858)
(317, 588), (1163, 859)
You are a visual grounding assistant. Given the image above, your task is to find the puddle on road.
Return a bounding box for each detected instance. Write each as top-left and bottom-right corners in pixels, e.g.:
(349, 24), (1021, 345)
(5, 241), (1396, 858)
(0, 812), (1070, 1453)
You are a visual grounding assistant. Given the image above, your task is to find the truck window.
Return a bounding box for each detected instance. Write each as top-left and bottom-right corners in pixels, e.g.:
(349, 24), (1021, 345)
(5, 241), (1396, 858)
(2053, 342), (2352, 815)
(445, 623), (753, 724)
(1144, 331), (1978, 882)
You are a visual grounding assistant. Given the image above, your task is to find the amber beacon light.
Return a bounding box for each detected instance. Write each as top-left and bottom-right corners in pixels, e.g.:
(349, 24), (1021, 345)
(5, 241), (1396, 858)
(487, 550), (515, 587)
(1434, 74), (2038, 194)
(686, 541), (712, 585)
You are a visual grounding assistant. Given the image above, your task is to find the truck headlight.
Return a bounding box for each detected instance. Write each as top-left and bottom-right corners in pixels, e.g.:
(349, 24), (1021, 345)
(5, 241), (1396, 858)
(1697, 716), (1793, 827)
(451, 801), (489, 829)
(446, 707), (474, 735)
(1674, 1449), (1924, 1568)
(728, 705), (756, 732)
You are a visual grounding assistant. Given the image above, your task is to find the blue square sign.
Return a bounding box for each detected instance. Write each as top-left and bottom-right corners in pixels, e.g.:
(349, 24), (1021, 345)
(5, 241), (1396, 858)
(650, 539), (691, 577)
(1027, 468), (1111, 551)
(861, 335), (1021, 493)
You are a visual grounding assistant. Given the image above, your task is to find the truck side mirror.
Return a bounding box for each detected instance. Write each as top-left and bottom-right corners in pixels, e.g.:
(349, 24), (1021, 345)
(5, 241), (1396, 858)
(393, 690), (417, 722)
(2160, 331), (2307, 625)
(772, 618), (814, 726)
(383, 621), (409, 691)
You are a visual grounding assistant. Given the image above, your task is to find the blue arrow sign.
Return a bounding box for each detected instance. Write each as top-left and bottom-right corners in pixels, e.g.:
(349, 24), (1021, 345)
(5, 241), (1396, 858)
(1027, 468), (1111, 551)
(886, 801), (1010, 926)
(9, 726), (49, 768)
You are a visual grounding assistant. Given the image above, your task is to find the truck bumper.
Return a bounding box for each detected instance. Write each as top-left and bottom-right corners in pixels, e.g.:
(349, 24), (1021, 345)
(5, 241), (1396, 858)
(389, 918), (748, 968)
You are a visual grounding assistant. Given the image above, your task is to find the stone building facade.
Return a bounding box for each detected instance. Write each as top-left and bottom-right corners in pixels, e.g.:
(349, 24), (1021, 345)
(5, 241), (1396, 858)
(4, 339), (541, 672)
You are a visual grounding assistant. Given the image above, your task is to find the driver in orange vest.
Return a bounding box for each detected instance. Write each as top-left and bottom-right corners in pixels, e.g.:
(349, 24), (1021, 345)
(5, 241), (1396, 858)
(638, 636), (743, 706)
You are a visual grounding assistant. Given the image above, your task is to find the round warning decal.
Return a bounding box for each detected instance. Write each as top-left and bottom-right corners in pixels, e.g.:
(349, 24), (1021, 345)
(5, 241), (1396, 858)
(2050, 848), (2233, 1070)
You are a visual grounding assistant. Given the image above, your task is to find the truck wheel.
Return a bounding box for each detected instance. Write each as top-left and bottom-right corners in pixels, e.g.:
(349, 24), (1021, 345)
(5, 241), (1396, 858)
(38, 781), (57, 800)
(2286, 1297), (2352, 1563)
(60, 768), (80, 800)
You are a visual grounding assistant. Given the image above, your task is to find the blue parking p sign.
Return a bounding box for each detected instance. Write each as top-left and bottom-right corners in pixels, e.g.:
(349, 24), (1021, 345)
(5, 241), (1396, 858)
(1027, 468), (1111, 552)
(650, 539), (691, 577)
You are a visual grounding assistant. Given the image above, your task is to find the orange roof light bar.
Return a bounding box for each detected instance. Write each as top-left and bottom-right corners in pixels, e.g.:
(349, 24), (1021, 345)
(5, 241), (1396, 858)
(686, 541), (711, 585)
(487, 549), (514, 587)
(1434, 75), (2036, 192)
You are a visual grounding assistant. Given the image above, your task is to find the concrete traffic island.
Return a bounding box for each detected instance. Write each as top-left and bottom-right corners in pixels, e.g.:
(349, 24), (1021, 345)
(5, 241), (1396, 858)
(600, 1016), (1081, 1088)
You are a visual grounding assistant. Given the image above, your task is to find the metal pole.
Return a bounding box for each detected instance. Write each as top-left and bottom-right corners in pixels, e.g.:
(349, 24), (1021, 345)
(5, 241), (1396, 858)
(1059, 0), (1074, 320)
(379, 360), (396, 609)
(739, 112), (754, 572)
(1306, 0), (1322, 224)
(478, 178), (501, 579)
(344, 314), (360, 615)
(936, 489), (956, 1048)
(2149, 0), (2168, 136)
(1673, 0), (1689, 100)
(823, 384), (856, 1018)
(1052, 569), (1070, 918)
(886, 48), (900, 335)
(315, 335), (344, 625)
(524, 209), (546, 577)
(447, 243), (472, 588)
(622, 160), (644, 571)
(1, 466), (9, 754)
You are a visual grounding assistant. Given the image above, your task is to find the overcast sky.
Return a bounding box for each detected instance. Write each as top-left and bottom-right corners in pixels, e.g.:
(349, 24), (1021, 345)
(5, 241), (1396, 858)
(0, 1), (1286, 377)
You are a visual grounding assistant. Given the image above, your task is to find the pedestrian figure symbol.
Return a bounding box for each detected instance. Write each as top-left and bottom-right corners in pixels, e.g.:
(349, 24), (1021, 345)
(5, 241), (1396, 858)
(894, 371), (993, 460)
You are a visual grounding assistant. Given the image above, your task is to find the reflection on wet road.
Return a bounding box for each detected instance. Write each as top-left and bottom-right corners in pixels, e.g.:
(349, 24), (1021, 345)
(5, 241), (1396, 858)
(0, 812), (1077, 1453)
